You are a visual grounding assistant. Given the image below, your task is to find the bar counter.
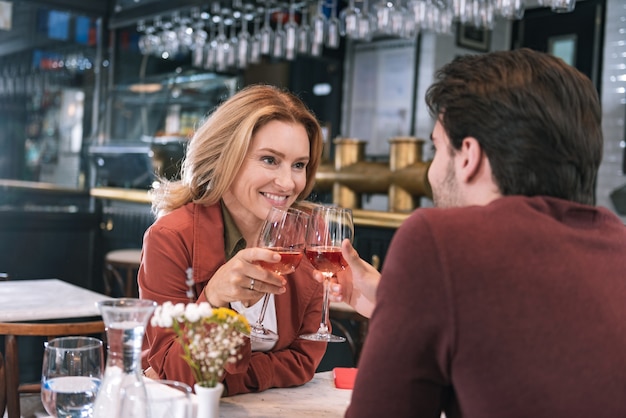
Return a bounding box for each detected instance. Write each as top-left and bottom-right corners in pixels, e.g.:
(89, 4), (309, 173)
(89, 186), (410, 229)
(0, 180), (410, 229)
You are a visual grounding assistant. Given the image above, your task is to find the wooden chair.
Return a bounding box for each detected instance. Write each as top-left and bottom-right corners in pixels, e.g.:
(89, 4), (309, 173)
(0, 320), (105, 418)
(103, 249), (142, 297)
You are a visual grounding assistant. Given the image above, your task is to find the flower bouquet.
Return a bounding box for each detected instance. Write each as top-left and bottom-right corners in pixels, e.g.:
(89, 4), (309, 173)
(150, 301), (250, 388)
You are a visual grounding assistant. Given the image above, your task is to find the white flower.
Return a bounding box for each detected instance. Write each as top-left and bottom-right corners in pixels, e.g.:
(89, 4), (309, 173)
(197, 302), (212, 317)
(184, 303), (201, 322)
(151, 302), (250, 388)
(171, 302), (186, 320)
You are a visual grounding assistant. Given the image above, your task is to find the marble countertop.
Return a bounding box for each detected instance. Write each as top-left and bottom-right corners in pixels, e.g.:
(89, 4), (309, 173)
(214, 371), (351, 417)
(0, 278), (111, 322)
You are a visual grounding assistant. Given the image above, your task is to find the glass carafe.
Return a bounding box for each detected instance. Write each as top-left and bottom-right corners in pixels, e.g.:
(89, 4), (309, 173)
(93, 298), (157, 418)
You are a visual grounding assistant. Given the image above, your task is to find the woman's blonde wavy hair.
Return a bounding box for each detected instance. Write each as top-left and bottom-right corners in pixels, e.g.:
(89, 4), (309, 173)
(150, 84), (324, 218)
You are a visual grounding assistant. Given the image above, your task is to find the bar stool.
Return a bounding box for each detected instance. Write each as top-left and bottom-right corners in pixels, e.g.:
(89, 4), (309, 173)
(329, 302), (369, 364)
(327, 255), (377, 365)
(103, 249), (142, 298)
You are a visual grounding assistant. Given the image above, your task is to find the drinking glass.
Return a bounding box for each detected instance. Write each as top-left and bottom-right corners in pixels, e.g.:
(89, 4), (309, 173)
(237, 14), (252, 68)
(191, 21), (208, 68)
(203, 22), (218, 70)
(356, 0), (375, 41)
(389, 0), (407, 37)
(310, 0), (327, 57)
(339, 0), (359, 38)
(119, 379), (192, 418)
(297, 6), (311, 55)
(374, 0), (395, 34)
(259, 4), (273, 55)
(251, 206), (309, 342)
(158, 16), (179, 59)
(41, 336), (104, 418)
(326, 0), (341, 48)
(300, 205), (353, 343)
(250, 13), (263, 63)
(214, 19), (229, 72)
(225, 17), (239, 69)
(284, 2), (298, 60)
(272, 12), (286, 59)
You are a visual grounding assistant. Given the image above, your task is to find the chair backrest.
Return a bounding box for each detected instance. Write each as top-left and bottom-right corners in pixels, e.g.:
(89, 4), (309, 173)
(0, 320), (105, 418)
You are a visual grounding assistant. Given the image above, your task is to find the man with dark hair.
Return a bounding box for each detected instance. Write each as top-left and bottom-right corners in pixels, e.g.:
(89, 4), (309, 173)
(337, 49), (626, 417)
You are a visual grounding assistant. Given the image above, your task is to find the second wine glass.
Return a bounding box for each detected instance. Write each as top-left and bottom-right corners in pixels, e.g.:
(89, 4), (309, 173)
(251, 206), (309, 342)
(300, 205), (353, 343)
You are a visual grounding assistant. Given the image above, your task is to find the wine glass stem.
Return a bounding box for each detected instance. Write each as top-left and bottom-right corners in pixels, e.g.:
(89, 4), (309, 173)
(317, 275), (333, 335)
(253, 293), (271, 330)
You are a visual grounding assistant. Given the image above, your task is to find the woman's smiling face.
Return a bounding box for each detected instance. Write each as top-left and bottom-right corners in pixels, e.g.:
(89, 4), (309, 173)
(222, 120), (310, 234)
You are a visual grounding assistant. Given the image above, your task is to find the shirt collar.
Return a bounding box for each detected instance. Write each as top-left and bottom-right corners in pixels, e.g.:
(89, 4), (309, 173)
(221, 201), (246, 261)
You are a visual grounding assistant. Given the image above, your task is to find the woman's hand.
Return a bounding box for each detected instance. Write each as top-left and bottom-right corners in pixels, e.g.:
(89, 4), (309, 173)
(203, 247), (287, 307)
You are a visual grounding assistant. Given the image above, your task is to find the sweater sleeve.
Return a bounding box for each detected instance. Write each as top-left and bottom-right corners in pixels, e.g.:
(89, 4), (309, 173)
(345, 211), (454, 418)
(139, 222), (200, 387)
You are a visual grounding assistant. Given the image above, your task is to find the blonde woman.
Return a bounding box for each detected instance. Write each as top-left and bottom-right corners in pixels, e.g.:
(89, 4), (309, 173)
(139, 84), (326, 395)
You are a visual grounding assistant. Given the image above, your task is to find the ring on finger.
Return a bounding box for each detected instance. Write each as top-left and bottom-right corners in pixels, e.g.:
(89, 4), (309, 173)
(249, 278), (255, 290)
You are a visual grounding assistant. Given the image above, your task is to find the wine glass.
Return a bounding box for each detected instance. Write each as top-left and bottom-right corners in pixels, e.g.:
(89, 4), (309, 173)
(251, 206), (309, 343)
(190, 17), (208, 68)
(310, 0), (326, 57)
(214, 18), (229, 72)
(357, 0), (375, 41)
(259, 4), (274, 55)
(237, 13), (252, 69)
(297, 5), (311, 55)
(119, 379), (192, 418)
(41, 336), (104, 418)
(272, 13), (286, 59)
(203, 21), (218, 70)
(284, 1), (298, 60)
(223, 16), (238, 70)
(373, 0), (389, 34)
(300, 205), (354, 343)
(326, 0), (341, 49)
(339, 0), (359, 38)
(249, 12), (263, 64)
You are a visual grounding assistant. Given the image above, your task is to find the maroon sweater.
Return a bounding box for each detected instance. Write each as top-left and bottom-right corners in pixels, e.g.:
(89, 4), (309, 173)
(346, 196), (626, 418)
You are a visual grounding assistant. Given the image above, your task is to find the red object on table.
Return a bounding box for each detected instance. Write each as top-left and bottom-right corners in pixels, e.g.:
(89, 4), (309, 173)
(333, 367), (358, 389)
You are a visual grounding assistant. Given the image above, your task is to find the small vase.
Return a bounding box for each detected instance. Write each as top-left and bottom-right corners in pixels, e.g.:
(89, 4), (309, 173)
(194, 382), (224, 418)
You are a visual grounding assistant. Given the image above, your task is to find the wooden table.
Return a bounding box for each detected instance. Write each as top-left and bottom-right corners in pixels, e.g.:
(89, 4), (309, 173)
(0, 278), (111, 322)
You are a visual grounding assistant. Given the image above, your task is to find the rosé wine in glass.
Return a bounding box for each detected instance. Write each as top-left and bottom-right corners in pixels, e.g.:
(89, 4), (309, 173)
(251, 207), (309, 343)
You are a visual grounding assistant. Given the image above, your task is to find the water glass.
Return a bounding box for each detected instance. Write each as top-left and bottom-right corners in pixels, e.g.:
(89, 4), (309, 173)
(41, 336), (104, 418)
(120, 379), (193, 418)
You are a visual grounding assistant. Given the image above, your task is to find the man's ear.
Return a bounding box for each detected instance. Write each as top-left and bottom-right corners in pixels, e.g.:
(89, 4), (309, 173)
(456, 136), (483, 183)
